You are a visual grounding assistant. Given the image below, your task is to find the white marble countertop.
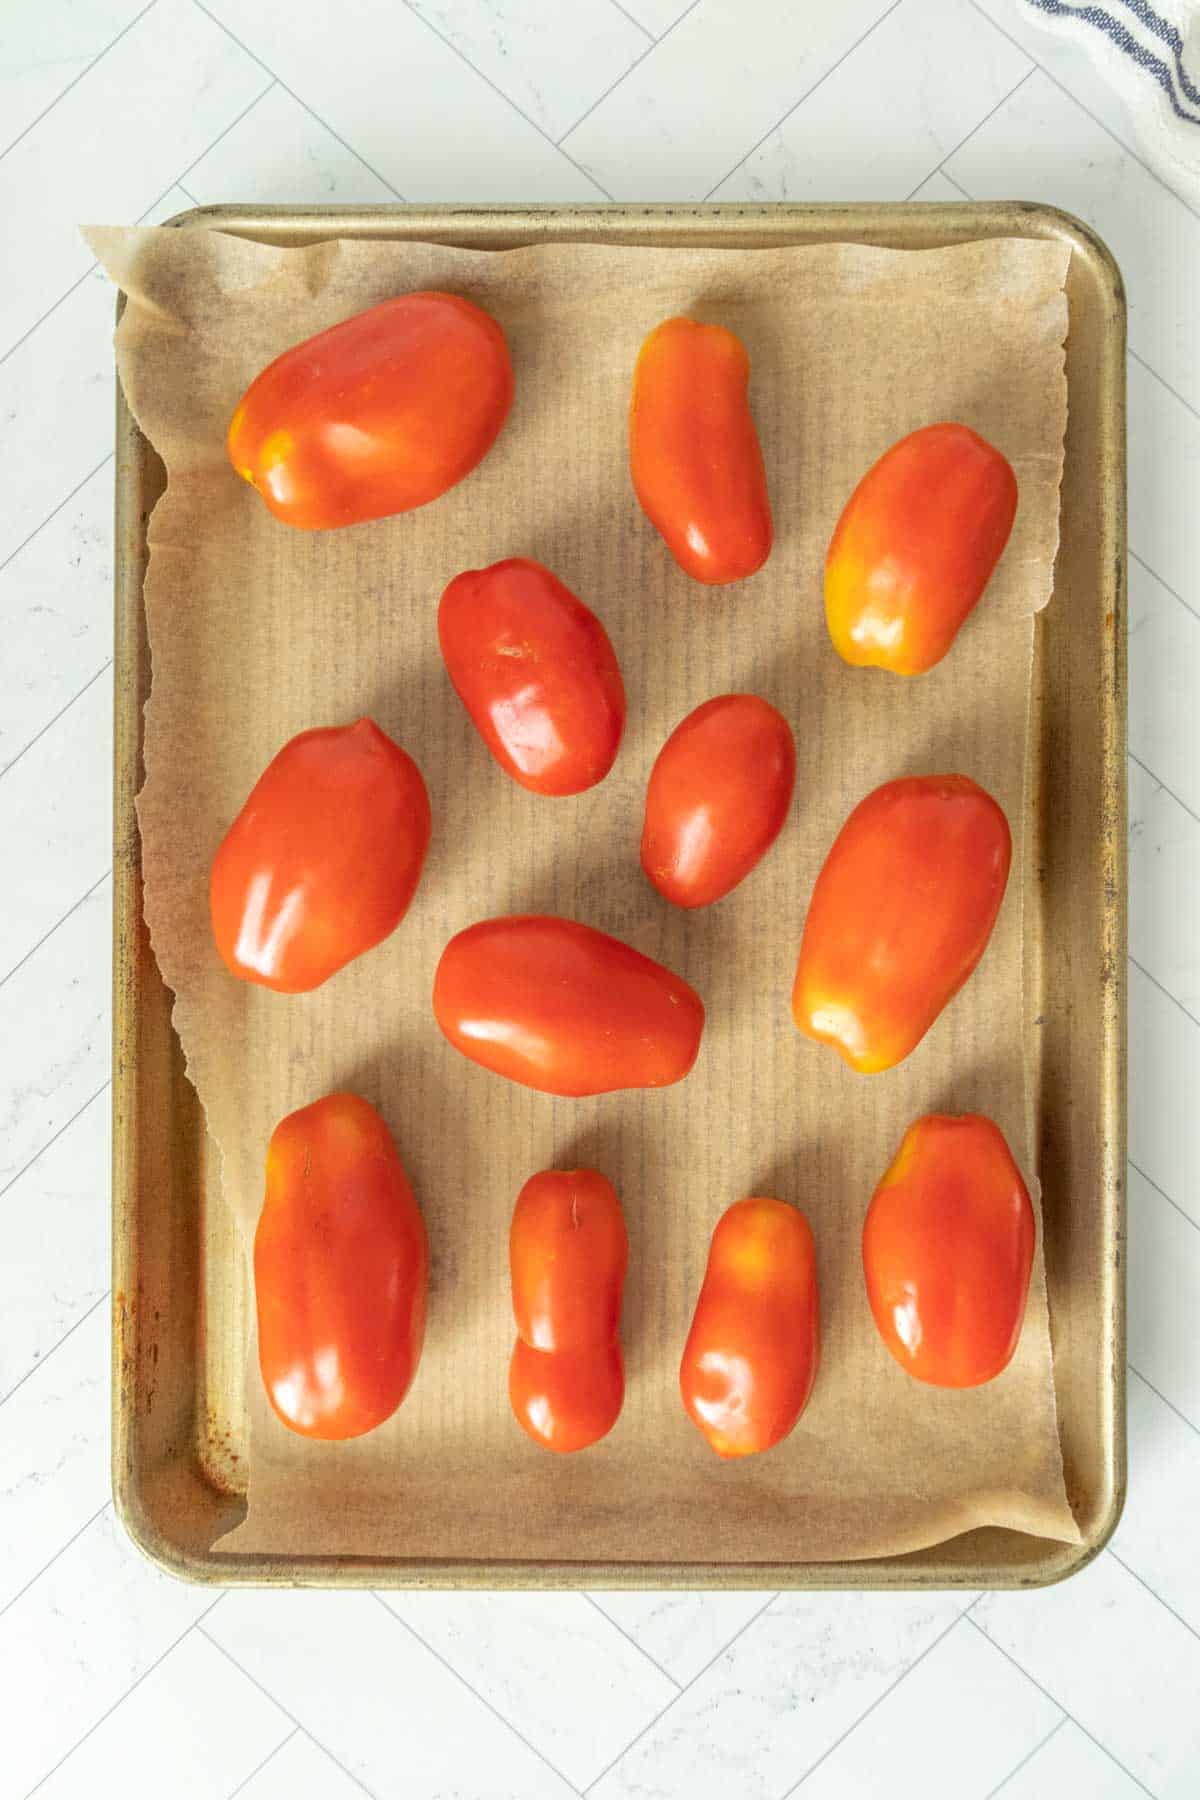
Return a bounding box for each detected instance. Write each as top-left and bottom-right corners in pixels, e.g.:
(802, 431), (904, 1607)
(2, 1), (1198, 1795)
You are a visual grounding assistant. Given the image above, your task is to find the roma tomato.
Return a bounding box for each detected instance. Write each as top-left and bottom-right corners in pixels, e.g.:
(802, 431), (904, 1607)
(509, 1169), (627, 1452)
(211, 718), (430, 994)
(825, 423), (1018, 675)
(433, 915), (704, 1096)
(254, 1092), (428, 1439)
(509, 1339), (624, 1454)
(510, 1169), (628, 1352)
(227, 292), (513, 529)
(641, 694), (795, 907)
(680, 1199), (819, 1459)
(792, 775), (1011, 1073)
(439, 558), (625, 796)
(863, 1113), (1035, 1387)
(630, 317), (772, 585)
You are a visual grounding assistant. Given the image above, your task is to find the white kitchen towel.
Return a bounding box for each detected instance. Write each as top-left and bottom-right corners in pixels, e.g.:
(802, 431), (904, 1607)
(1020, 0), (1200, 199)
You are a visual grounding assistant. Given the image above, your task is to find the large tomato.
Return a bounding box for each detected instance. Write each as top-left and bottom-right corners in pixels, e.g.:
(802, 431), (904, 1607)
(254, 1092), (428, 1439)
(863, 1113), (1035, 1387)
(210, 718), (430, 993)
(433, 915), (704, 1096)
(227, 292), (513, 529)
(680, 1199), (819, 1459)
(509, 1169), (627, 1453)
(439, 558), (625, 796)
(792, 774), (1011, 1073)
(630, 317), (772, 585)
(825, 423), (1018, 675)
(641, 693), (795, 907)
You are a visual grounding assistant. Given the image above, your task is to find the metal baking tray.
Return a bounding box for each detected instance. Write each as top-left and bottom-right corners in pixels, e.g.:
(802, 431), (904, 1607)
(112, 202), (1126, 1588)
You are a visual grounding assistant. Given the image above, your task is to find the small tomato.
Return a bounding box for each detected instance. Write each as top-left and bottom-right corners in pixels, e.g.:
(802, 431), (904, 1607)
(641, 694), (795, 907)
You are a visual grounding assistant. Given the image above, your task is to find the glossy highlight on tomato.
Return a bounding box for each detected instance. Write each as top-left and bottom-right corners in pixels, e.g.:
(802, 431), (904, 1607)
(439, 558), (625, 796)
(825, 423), (1018, 675)
(509, 1169), (627, 1453)
(255, 1092), (428, 1440)
(210, 718), (430, 994)
(792, 774), (1011, 1073)
(680, 1199), (819, 1459)
(630, 316), (773, 585)
(433, 914), (704, 1096)
(863, 1113), (1035, 1387)
(228, 291), (513, 529)
(641, 694), (795, 907)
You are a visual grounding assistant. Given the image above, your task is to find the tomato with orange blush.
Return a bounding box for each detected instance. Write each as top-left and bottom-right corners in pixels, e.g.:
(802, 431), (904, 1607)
(680, 1198), (820, 1459)
(825, 423), (1018, 675)
(792, 774), (1010, 1073)
(228, 291), (513, 529)
(863, 1113), (1035, 1387)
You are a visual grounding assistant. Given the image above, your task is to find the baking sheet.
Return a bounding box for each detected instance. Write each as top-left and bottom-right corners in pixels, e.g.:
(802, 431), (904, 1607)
(92, 223), (1078, 1562)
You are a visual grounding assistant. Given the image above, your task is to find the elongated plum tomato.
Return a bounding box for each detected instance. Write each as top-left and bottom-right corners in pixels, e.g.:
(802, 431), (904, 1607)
(255, 1092), (428, 1439)
(641, 694), (795, 908)
(863, 1113), (1035, 1387)
(439, 558), (625, 796)
(433, 915), (704, 1096)
(680, 1199), (819, 1459)
(629, 317), (772, 585)
(509, 1169), (627, 1453)
(825, 423), (1018, 675)
(227, 291), (513, 529)
(792, 775), (1011, 1073)
(210, 718), (430, 994)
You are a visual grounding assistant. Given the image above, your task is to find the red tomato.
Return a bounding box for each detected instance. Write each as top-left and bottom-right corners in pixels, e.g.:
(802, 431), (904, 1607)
(227, 292), (513, 529)
(863, 1113), (1035, 1387)
(254, 1092), (428, 1439)
(439, 558), (625, 796)
(630, 317), (772, 585)
(509, 1339), (624, 1454)
(641, 694), (795, 907)
(509, 1169), (627, 1453)
(433, 915), (704, 1096)
(210, 718), (430, 994)
(510, 1169), (628, 1352)
(792, 775), (1011, 1073)
(680, 1199), (820, 1459)
(825, 423), (1018, 675)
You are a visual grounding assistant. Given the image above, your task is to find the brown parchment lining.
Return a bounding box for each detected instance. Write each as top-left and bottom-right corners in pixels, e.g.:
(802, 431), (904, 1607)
(89, 224), (1079, 1563)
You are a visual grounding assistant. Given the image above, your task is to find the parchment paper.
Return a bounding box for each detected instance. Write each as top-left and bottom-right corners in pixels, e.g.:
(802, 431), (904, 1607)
(90, 223), (1079, 1562)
